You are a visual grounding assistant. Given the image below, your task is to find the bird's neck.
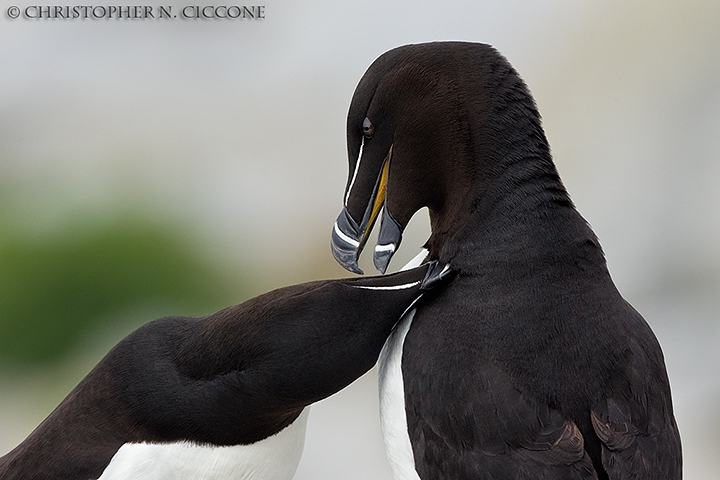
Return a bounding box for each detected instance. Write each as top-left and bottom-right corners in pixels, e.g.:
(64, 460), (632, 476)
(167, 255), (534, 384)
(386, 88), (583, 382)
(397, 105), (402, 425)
(424, 111), (603, 277)
(419, 56), (611, 276)
(429, 173), (602, 283)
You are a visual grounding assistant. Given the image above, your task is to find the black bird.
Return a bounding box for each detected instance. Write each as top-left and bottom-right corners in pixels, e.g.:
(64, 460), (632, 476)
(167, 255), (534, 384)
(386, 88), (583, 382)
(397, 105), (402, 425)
(331, 42), (682, 479)
(0, 262), (450, 480)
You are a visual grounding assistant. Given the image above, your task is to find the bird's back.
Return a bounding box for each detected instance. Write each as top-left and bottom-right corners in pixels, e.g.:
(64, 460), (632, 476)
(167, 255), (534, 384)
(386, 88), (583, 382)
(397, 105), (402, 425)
(400, 234), (681, 478)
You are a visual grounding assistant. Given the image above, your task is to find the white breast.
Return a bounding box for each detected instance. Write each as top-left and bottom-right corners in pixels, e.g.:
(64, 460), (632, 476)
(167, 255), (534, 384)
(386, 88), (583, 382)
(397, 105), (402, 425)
(376, 248), (427, 480)
(378, 308), (421, 480)
(97, 408), (309, 480)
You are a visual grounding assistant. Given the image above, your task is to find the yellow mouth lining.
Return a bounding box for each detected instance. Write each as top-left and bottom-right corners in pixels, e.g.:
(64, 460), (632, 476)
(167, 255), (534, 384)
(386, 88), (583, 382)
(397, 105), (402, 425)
(360, 145), (392, 246)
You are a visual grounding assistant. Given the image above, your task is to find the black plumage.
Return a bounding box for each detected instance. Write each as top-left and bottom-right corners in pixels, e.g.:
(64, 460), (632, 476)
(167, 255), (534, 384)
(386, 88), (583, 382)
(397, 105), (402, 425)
(0, 262), (449, 479)
(332, 42), (681, 479)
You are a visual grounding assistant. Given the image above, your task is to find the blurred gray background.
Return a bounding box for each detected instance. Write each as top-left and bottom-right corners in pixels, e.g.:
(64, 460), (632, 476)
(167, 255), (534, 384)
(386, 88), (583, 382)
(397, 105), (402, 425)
(1, 0), (718, 478)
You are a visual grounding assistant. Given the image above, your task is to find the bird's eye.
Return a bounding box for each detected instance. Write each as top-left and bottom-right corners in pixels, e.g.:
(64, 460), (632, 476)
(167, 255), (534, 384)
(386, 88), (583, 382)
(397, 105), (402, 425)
(362, 117), (374, 138)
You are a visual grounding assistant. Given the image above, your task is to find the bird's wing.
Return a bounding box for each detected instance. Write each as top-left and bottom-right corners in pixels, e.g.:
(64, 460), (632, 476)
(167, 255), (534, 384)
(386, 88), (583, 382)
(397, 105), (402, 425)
(590, 397), (682, 479)
(588, 306), (682, 480)
(590, 374), (682, 479)
(404, 359), (598, 480)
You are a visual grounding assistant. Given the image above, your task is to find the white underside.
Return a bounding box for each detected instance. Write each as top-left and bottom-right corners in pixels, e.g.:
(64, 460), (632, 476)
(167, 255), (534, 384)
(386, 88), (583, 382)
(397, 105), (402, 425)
(376, 249), (427, 480)
(97, 408), (309, 480)
(378, 309), (421, 480)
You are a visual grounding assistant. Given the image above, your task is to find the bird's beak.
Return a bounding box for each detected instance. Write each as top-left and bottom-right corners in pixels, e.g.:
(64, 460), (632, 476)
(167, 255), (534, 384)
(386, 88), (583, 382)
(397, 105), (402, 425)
(332, 147), (401, 274)
(372, 205), (402, 274)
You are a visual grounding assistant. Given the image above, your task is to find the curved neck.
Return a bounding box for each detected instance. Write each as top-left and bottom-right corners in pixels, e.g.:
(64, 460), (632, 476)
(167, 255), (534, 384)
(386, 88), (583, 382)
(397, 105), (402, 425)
(422, 65), (598, 275)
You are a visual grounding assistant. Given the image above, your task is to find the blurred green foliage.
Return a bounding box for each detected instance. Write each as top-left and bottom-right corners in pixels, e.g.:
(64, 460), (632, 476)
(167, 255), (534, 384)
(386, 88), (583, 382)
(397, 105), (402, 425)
(0, 218), (240, 367)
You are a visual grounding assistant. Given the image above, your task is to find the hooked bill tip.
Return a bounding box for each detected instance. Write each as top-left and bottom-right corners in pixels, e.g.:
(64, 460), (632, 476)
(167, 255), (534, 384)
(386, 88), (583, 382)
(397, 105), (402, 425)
(373, 246), (395, 274)
(331, 210), (364, 274)
(420, 261), (454, 290)
(331, 243), (364, 274)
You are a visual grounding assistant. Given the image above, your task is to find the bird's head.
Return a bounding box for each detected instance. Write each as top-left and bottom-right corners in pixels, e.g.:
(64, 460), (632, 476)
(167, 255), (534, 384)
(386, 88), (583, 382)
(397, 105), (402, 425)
(331, 43), (484, 274)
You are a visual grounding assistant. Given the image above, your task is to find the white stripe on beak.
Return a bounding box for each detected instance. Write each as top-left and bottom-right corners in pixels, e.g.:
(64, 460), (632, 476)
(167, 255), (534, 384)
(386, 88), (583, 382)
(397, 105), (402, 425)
(375, 243), (396, 253)
(351, 280), (421, 291)
(333, 222), (360, 247)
